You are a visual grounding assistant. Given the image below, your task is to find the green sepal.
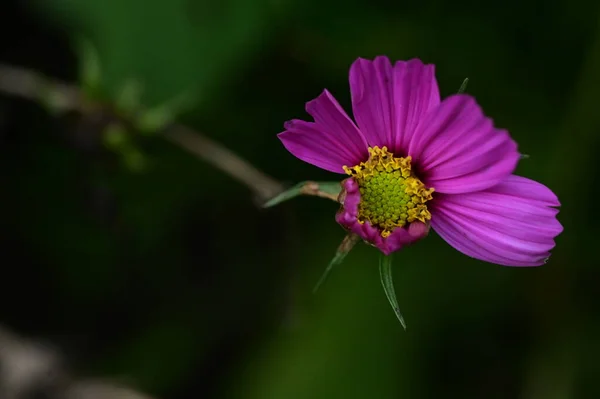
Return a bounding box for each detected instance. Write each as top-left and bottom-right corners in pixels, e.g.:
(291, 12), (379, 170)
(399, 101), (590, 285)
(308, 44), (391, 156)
(379, 254), (406, 330)
(262, 181), (341, 208)
(313, 234), (360, 293)
(457, 77), (469, 94)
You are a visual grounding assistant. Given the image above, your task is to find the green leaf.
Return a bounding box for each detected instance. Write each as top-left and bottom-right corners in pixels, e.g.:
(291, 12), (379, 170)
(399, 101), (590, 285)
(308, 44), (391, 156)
(135, 91), (196, 134)
(379, 254), (406, 330)
(102, 123), (146, 172)
(115, 78), (143, 115)
(457, 77), (469, 94)
(103, 123), (129, 150)
(262, 181), (341, 208)
(313, 234), (360, 293)
(520, 153), (530, 159)
(123, 147), (147, 173)
(76, 36), (102, 96)
(37, 0), (289, 106)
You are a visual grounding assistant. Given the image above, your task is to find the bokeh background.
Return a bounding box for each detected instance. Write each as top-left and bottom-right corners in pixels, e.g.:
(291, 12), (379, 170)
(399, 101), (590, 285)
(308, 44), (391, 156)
(1, 0), (598, 398)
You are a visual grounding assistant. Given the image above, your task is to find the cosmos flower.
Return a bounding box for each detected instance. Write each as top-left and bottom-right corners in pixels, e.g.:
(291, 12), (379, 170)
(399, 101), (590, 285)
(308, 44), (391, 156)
(278, 56), (562, 266)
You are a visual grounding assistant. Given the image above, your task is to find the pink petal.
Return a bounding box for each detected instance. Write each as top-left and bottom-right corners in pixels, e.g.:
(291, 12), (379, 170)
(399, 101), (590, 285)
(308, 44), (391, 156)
(392, 59), (441, 154)
(381, 221), (430, 255)
(410, 94), (519, 194)
(278, 90), (368, 173)
(431, 175), (563, 266)
(349, 57), (440, 153)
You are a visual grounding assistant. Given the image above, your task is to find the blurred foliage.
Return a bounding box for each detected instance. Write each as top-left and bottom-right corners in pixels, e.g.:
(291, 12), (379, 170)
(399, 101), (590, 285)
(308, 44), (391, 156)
(1, 0), (599, 398)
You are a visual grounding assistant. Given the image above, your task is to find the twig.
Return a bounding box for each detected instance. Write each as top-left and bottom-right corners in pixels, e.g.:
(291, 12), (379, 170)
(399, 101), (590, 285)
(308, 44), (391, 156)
(299, 181), (339, 202)
(0, 325), (157, 399)
(0, 64), (84, 112)
(0, 63), (292, 202)
(163, 125), (283, 201)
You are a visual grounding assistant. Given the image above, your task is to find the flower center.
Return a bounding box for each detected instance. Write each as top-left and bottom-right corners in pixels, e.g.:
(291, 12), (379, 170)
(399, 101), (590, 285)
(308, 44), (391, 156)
(343, 146), (434, 237)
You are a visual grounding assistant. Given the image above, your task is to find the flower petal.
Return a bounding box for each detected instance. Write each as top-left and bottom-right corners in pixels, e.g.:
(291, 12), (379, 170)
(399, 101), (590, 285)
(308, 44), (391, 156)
(431, 175), (563, 266)
(278, 90), (368, 173)
(349, 57), (440, 153)
(392, 59), (441, 154)
(410, 94), (519, 194)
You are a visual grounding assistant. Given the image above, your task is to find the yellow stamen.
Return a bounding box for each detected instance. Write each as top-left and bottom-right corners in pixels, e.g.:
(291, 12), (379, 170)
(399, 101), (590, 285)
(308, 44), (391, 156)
(343, 146), (434, 237)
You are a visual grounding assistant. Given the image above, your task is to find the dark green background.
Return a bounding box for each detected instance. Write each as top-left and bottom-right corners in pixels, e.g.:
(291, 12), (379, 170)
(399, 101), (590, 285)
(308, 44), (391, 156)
(1, 0), (598, 397)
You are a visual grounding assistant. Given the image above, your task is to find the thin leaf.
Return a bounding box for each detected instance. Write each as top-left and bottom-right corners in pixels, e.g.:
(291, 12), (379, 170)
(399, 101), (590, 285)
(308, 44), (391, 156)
(457, 77), (469, 94)
(116, 78), (143, 114)
(76, 37), (101, 95)
(123, 147), (147, 173)
(262, 181), (341, 208)
(135, 91), (196, 134)
(103, 123), (146, 172)
(103, 123), (129, 150)
(262, 182), (305, 207)
(313, 234), (359, 293)
(313, 252), (346, 294)
(379, 254), (406, 330)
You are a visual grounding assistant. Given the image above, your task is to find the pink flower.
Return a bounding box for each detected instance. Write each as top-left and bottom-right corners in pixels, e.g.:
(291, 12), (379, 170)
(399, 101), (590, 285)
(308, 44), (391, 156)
(278, 57), (562, 266)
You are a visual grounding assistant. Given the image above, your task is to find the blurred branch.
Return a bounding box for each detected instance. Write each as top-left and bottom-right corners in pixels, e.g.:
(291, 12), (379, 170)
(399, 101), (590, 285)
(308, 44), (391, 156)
(0, 63), (335, 204)
(163, 124), (282, 201)
(0, 64), (85, 112)
(0, 325), (155, 399)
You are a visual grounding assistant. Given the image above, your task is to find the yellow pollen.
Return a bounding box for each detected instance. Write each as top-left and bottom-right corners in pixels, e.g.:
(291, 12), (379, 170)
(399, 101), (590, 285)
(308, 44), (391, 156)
(343, 146), (434, 238)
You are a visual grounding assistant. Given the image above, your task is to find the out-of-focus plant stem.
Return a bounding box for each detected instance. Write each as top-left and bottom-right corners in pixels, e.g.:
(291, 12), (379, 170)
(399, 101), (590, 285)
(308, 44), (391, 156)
(0, 63), (333, 204)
